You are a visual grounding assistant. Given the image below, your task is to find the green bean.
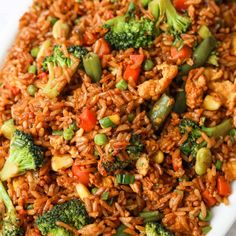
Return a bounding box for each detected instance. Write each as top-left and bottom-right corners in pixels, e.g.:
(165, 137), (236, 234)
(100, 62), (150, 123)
(173, 89), (186, 114)
(198, 25), (212, 39)
(180, 37), (217, 75)
(149, 94), (174, 130)
(82, 52), (102, 82)
(139, 210), (163, 223)
(115, 224), (130, 236)
(143, 59), (154, 71)
(202, 119), (233, 138)
(195, 147), (212, 176)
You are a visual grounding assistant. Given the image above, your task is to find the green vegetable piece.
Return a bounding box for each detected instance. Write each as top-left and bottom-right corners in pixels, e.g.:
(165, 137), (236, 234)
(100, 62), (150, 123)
(198, 25), (212, 39)
(139, 210), (163, 223)
(83, 52), (102, 82)
(116, 79), (128, 90)
(0, 181), (24, 236)
(28, 65), (37, 74)
(202, 119), (233, 138)
(143, 59), (154, 71)
(27, 84), (38, 96)
(148, 0), (160, 20)
(145, 222), (173, 236)
(141, 0), (152, 8)
(195, 147), (212, 176)
(180, 37), (217, 75)
(173, 89), (187, 114)
(101, 157), (131, 174)
(115, 224), (130, 236)
(52, 130), (63, 136)
(94, 133), (108, 145)
(0, 130), (45, 181)
(47, 16), (58, 25)
(215, 160), (222, 170)
(207, 54), (219, 67)
(101, 191), (109, 200)
(116, 174), (135, 185)
(128, 113), (135, 123)
(99, 117), (115, 128)
(36, 199), (91, 236)
(67, 45), (88, 60)
(91, 187), (98, 195)
(202, 226), (212, 235)
(149, 93), (174, 130)
(63, 128), (74, 141)
(230, 129), (236, 144)
(1, 119), (16, 139)
(199, 210), (212, 222)
(126, 134), (144, 157)
(30, 47), (39, 58)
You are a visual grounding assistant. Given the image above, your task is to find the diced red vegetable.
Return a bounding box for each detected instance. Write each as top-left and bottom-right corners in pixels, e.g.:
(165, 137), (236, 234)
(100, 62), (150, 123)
(94, 38), (111, 57)
(37, 72), (47, 80)
(124, 54), (144, 84)
(217, 176), (231, 197)
(202, 190), (217, 207)
(79, 108), (97, 132)
(170, 45), (192, 60)
(83, 32), (97, 45)
(173, 0), (188, 11)
(72, 163), (90, 186)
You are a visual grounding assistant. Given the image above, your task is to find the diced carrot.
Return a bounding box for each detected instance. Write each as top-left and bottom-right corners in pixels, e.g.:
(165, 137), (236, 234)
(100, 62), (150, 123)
(217, 176), (231, 197)
(173, 0), (188, 11)
(37, 72), (47, 80)
(72, 163), (90, 186)
(79, 108), (97, 132)
(5, 84), (20, 96)
(130, 54), (145, 67)
(83, 32), (97, 45)
(123, 54), (144, 84)
(170, 45), (192, 60)
(202, 190), (217, 207)
(94, 38), (111, 57)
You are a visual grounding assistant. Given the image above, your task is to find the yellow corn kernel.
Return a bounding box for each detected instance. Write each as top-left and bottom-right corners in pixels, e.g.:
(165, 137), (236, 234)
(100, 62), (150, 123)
(76, 183), (91, 201)
(154, 151), (164, 164)
(52, 20), (70, 39)
(51, 155), (73, 172)
(203, 95), (221, 111)
(108, 114), (120, 125)
(37, 40), (51, 60)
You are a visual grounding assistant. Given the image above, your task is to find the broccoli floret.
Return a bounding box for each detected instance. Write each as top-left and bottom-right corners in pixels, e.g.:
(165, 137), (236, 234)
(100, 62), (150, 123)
(67, 46), (88, 60)
(145, 222), (173, 236)
(104, 2), (155, 50)
(126, 134), (144, 158)
(0, 181), (24, 236)
(36, 199), (90, 236)
(101, 157), (131, 173)
(149, 0), (191, 36)
(179, 119), (206, 157)
(42, 45), (80, 98)
(0, 130), (44, 181)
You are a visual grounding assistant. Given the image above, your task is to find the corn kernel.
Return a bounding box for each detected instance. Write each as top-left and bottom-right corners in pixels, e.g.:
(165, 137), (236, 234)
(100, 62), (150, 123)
(154, 151), (164, 164)
(108, 114), (120, 125)
(203, 95), (221, 111)
(76, 183), (91, 201)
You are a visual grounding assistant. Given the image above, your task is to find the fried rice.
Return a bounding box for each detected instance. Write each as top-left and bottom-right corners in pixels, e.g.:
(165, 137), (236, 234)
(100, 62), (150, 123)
(0, 0), (236, 235)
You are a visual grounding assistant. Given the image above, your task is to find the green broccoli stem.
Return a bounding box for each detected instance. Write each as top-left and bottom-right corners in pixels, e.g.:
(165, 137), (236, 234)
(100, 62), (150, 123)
(0, 160), (19, 182)
(83, 52), (102, 82)
(0, 181), (15, 214)
(202, 119), (233, 138)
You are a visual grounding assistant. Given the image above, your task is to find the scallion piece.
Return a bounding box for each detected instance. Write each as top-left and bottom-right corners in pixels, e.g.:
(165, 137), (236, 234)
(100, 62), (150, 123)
(99, 117), (115, 128)
(116, 79), (128, 90)
(101, 191), (109, 200)
(116, 174), (135, 185)
(139, 210), (162, 223)
(199, 210), (212, 222)
(52, 130), (63, 136)
(215, 160), (222, 170)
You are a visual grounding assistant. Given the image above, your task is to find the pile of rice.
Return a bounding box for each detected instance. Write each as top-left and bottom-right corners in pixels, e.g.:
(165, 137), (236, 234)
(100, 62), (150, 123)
(0, 0), (235, 235)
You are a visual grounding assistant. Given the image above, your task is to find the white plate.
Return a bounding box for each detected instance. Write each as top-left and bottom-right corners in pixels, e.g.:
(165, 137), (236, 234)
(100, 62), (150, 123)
(0, 1), (235, 235)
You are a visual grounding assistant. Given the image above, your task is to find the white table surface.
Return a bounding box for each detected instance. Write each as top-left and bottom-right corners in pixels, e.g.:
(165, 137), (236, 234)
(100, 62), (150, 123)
(0, 0), (236, 235)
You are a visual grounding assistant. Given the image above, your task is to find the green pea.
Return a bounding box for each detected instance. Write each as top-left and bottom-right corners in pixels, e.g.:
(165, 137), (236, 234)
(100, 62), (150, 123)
(27, 84), (38, 96)
(30, 47), (39, 58)
(195, 148), (212, 176)
(94, 133), (108, 145)
(143, 59), (154, 71)
(28, 65), (37, 74)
